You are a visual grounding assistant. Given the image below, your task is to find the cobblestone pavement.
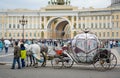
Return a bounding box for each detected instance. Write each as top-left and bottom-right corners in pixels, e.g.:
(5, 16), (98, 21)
(0, 47), (120, 78)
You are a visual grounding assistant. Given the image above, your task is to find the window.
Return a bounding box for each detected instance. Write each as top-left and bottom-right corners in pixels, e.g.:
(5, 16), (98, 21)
(112, 15), (114, 19)
(9, 33), (11, 37)
(91, 17), (93, 20)
(95, 16), (97, 20)
(99, 16), (101, 20)
(34, 33), (36, 37)
(68, 16), (71, 20)
(112, 32), (114, 37)
(79, 17), (81, 20)
(103, 23), (106, 28)
(99, 23), (101, 28)
(13, 24), (15, 28)
(108, 23), (110, 28)
(83, 17), (85, 20)
(30, 33), (32, 37)
(74, 23), (76, 29)
(42, 17), (44, 21)
(26, 33), (28, 37)
(74, 16), (76, 21)
(103, 32), (105, 37)
(112, 22), (114, 28)
(17, 33), (19, 37)
(107, 32), (109, 37)
(116, 15), (119, 19)
(47, 16), (50, 21)
(103, 16), (106, 20)
(42, 24), (44, 29)
(74, 31), (77, 36)
(41, 31), (44, 38)
(116, 22), (119, 28)
(83, 24), (85, 28)
(9, 24), (11, 28)
(95, 32), (97, 36)
(95, 23), (97, 28)
(99, 32), (101, 37)
(107, 16), (110, 20)
(17, 24), (20, 29)
(116, 32), (118, 37)
(79, 24), (81, 28)
(91, 23), (93, 28)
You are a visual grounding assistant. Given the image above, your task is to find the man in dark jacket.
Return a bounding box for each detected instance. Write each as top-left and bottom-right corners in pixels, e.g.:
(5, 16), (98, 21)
(11, 42), (21, 69)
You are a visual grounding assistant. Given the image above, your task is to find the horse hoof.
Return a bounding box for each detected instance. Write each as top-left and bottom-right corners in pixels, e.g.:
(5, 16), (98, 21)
(41, 64), (46, 67)
(35, 66), (38, 68)
(26, 65), (28, 67)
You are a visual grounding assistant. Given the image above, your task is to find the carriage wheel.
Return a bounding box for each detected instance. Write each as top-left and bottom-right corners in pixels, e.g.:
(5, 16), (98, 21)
(51, 56), (63, 69)
(63, 57), (74, 68)
(93, 52), (111, 71)
(108, 53), (117, 70)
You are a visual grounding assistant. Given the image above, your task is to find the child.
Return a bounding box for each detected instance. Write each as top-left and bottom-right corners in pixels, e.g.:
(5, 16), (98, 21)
(20, 44), (26, 67)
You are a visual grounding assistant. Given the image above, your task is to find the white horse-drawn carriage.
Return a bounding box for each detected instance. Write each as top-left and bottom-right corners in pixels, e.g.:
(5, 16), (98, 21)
(51, 30), (117, 71)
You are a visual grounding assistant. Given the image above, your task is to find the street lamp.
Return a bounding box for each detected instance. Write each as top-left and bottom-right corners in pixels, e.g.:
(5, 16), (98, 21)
(19, 15), (27, 42)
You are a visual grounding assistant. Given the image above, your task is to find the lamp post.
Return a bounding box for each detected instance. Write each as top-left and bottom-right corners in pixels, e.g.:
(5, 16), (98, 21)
(19, 15), (27, 42)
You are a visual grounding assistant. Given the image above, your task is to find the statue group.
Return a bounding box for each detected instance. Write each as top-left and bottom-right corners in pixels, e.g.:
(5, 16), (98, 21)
(48, 0), (70, 5)
(57, 0), (64, 5)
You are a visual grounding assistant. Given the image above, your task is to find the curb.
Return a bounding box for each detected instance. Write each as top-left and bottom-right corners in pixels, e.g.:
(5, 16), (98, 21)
(0, 63), (6, 65)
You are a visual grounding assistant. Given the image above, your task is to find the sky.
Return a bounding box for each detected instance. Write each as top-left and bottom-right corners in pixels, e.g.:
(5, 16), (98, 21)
(0, 0), (111, 10)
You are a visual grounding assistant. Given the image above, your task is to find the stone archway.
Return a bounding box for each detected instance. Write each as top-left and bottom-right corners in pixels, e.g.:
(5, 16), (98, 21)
(46, 17), (71, 39)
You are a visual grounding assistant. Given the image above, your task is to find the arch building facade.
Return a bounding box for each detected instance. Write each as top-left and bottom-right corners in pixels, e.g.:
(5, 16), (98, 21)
(0, 0), (120, 40)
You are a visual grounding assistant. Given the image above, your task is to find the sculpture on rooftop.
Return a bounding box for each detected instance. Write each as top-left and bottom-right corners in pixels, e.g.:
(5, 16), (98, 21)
(48, 0), (70, 5)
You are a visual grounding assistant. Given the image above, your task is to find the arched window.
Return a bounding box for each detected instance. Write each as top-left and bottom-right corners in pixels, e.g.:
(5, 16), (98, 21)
(41, 31), (44, 38)
(42, 24), (44, 29)
(74, 23), (76, 29)
(74, 31), (77, 36)
(9, 33), (11, 37)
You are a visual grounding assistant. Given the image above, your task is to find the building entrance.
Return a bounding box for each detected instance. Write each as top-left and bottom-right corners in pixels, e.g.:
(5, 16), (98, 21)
(47, 17), (71, 39)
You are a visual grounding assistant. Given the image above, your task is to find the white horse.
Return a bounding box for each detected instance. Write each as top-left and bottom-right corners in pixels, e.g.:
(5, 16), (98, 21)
(24, 43), (45, 67)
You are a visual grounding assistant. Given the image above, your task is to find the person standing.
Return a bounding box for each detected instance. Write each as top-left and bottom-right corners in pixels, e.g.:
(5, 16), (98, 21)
(109, 40), (113, 48)
(0, 40), (3, 52)
(20, 44), (26, 68)
(113, 40), (116, 47)
(4, 42), (9, 54)
(11, 42), (21, 69)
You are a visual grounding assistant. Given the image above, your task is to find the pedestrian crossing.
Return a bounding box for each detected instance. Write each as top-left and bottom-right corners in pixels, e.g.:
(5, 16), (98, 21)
(0, 53), (13, 58)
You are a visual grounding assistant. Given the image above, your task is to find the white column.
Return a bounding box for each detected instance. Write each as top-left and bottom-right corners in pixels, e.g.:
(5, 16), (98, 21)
(44, 16), (46, 29)
(36, 16), (37, 29)
(32, 16), (34, 29)
(76, 15), (79, 29)
(71, 16), (74, 30)
(16, 16), (17, 29)
(12, 16), (13, 29)
(34, 16), (36, 29)
(7, 16), (9, 29)
(27, 16), (29, 38)
(40, 16), (42, 29)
